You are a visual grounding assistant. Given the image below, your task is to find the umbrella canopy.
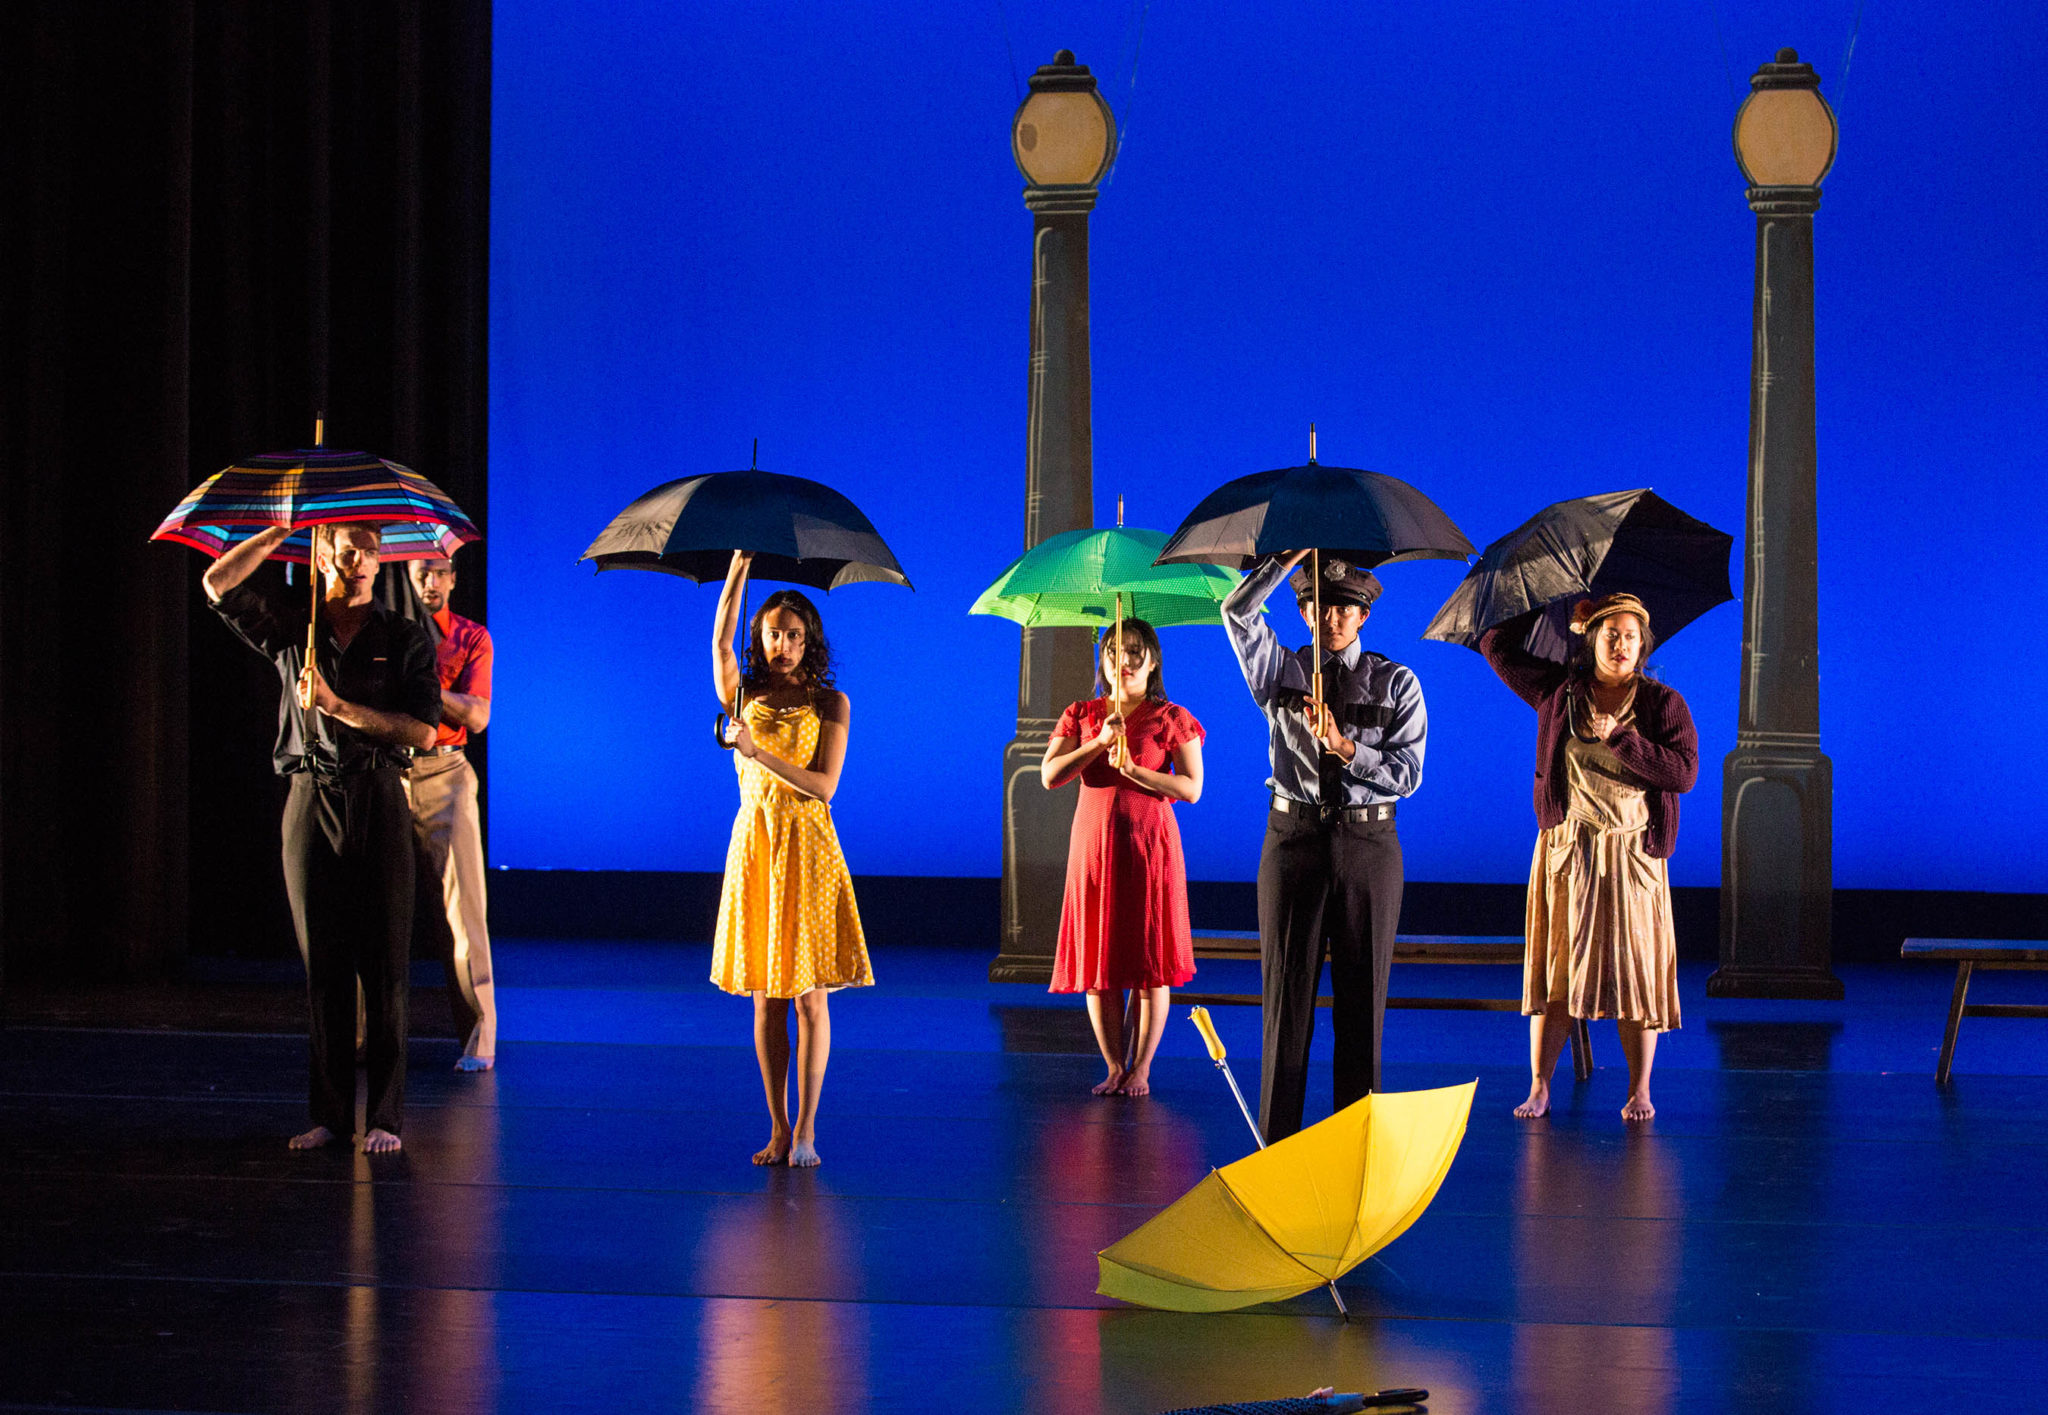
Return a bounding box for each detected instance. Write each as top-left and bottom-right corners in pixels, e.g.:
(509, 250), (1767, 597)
(1097, 1081), (1476, 1313)
(1154, 461), (1474, 571)
(152, 447), (480, 563)
(1422, 489), (1733, 662)
(580, 468), (910, 591)
(969, 526), (1245, 628)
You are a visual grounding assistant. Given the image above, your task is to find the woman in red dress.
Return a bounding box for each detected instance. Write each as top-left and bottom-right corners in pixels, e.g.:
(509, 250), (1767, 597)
(1041, 619), (1206, 1096)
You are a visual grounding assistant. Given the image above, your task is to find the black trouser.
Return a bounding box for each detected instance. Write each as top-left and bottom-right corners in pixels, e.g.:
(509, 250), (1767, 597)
(1256, 807), (1403, 1142)
(281, 768), (413, 1136)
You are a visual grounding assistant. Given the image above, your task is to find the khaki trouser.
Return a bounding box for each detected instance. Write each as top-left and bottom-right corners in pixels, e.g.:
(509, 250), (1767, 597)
(405, 750), (496, 1058)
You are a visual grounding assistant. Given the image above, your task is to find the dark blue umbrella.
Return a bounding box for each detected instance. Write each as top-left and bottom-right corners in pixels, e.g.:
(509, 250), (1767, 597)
(1152, 457), (1474, 571)
(1422, 488), (1732, 662)
(579, 467), (911, 591)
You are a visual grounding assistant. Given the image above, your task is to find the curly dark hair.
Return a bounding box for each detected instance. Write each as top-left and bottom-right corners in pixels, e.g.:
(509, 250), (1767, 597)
(1093, 618), (1169, 704)
(740, 589), (837, 696)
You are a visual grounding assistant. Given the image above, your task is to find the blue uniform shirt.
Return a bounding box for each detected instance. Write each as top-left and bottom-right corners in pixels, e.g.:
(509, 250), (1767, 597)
(1222, 555), (1427, 808)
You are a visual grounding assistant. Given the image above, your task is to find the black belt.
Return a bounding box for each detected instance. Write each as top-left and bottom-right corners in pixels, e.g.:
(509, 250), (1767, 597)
(1271, 795), (1396, 824)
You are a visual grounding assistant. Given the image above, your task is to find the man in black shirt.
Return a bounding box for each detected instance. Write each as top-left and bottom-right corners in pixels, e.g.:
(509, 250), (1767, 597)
(205, 522), (439, 1152)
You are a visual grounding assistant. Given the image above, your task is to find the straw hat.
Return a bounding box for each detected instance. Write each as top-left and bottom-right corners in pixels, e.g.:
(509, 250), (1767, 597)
(1569, 592), (1651, 636)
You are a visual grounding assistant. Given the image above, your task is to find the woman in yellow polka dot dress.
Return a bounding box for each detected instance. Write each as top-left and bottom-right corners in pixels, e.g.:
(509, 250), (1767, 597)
(710, 551), (872, 1168)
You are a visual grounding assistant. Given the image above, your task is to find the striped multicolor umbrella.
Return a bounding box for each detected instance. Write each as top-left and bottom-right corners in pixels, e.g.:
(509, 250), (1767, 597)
(152, 445), (480, 563)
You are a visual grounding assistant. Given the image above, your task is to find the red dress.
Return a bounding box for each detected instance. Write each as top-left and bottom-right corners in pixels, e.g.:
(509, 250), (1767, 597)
(1050, 698), (1205, 993)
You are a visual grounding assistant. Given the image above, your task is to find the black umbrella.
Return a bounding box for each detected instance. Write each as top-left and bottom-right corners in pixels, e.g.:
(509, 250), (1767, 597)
(579, 466), (911, 591)
(1152, 454), (1474, 573)
(1422, 488), (1733, 661)
(581, 460), (910, 747)
(1155, 439), (1474, 717)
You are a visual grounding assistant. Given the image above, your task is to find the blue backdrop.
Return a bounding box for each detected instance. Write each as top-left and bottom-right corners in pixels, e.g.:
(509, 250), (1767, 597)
(489, 1), (2046, 892)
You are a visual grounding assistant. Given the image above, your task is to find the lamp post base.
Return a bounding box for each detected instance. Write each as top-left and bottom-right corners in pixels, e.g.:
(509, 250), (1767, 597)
(991, 724), (1074, 985)
(1706, 965), (1844, 1001)
(1716, 736), (1841, 999)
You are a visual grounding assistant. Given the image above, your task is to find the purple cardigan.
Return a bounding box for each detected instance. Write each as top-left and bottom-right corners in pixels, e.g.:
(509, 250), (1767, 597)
(1478, 617), (1700, 860)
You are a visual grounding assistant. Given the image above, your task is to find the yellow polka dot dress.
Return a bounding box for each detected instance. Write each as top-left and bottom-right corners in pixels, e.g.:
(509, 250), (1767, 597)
(710, 698), (873, 998)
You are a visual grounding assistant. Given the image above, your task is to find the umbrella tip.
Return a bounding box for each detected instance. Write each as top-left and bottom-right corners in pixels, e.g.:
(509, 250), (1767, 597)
(314, 413), (325, 448)
(1116, 493), (1123, 528)
(751, 438), (758, 470)
(1308, 423), (1317, 463)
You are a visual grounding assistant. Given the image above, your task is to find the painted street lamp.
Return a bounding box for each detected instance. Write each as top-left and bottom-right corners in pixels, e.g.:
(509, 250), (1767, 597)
(1710, 49), (1843, 1001)
(990, 52), (1116, 984)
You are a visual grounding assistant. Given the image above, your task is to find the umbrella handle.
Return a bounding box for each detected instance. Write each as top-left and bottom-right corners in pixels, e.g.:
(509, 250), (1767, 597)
(1190, 1005), (1227, 1063)
(713, 712), (738, 750)
(301, 535), (319, 710)
(1311, 548), (1323, 748)
(305, 413), (325, 687)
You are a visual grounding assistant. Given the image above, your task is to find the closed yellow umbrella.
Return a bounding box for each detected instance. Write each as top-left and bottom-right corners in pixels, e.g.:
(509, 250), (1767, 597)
(1097, 1010), (1475, 1315)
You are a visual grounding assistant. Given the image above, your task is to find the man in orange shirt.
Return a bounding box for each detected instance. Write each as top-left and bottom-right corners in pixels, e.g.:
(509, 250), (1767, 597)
(406, 552), (498, 1070)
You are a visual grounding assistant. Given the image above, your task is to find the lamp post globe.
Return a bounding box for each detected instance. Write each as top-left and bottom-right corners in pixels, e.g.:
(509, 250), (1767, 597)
(1012, 50), (1117, 193)
(1733, 49), (1838, 190)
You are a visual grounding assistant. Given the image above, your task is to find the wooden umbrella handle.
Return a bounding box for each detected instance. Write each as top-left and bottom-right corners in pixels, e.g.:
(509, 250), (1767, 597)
(301, 537), (319, 710)
(1112, 590), (1127, 765)
(1312, 549), (1324, 759)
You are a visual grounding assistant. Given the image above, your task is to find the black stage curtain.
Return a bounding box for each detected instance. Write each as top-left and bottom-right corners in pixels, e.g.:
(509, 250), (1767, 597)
(0, 2), (491, 987)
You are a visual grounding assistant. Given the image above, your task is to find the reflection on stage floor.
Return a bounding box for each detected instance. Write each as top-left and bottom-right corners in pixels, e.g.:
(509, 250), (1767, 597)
(5, 941), (2047, 1413)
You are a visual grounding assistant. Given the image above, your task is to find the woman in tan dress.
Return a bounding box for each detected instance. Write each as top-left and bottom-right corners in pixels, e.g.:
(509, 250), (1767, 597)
(1481, 593), (1699, 1122)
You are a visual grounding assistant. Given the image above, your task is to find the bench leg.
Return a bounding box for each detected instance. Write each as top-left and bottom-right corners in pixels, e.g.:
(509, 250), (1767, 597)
(1569, 1017), (1594, 1082)
(1937, 962), (1973, 1087)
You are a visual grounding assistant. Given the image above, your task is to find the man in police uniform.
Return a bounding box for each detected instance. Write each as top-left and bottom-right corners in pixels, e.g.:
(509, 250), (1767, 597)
(1222, 550), (1427, 1141)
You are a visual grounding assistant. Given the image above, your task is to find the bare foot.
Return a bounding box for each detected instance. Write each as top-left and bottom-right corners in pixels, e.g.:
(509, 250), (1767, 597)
(455, 1054), (494, 1072)
(288, 1125), (338, 1151)
(1091, 1069), (1126, 1096)
(362, 1128), (403, 1153)
(1117, 1067), (1153, 1097)
(788, 1139), (821, 1168)
(1513, 1082), (1550, 1119)
(1621, 1091), (1655, 1122)
(752, 1134), (791, 1166)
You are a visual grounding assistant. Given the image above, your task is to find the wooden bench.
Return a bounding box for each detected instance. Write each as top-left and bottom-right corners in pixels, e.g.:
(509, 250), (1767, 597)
(1182, 930), (1594, 1083)
(1902, 938), (2048, 1085)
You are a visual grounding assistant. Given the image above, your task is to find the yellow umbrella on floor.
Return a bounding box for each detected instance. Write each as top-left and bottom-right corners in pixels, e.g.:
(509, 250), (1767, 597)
(1097, 1011), (1475, 1315)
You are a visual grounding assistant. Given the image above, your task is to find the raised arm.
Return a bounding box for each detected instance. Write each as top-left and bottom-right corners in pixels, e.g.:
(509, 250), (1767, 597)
(203, 525), (293, 603)
(1478, 609), (1567, 709)
(737, 690), (850, 803)
(1223, 550), (1310, 706)
(711, 551), (752, 713)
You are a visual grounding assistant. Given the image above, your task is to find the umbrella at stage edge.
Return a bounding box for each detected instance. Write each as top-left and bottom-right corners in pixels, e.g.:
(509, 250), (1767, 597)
(152, 416), (483, 710)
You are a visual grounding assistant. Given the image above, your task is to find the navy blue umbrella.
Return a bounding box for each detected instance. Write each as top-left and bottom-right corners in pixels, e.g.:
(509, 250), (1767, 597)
(1423, 488), (1732, 662)
(1153, 457), (1474, 572)
(580, 467), (911, 591)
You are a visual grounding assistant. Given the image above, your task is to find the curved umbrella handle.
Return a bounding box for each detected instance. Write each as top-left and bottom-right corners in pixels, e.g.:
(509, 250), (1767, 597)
(713, 711), (739, 751)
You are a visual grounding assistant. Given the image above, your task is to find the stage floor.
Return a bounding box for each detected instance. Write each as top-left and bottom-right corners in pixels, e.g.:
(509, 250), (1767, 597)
(5, 941), (2048, 1413)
